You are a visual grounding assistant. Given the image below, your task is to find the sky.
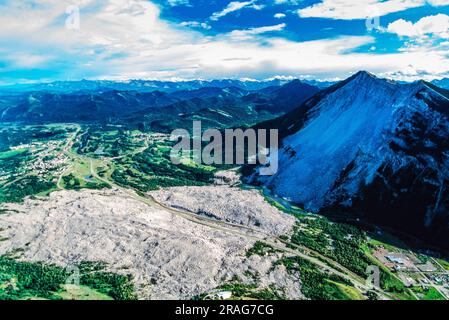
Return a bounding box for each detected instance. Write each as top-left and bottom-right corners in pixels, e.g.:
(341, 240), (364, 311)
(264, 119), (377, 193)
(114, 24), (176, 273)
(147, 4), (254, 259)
(0, 0), (449, 84)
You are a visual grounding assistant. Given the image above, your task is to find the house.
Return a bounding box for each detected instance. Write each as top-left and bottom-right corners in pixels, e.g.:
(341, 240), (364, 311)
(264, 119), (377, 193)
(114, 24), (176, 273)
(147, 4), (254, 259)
(215, 291), (232, 300)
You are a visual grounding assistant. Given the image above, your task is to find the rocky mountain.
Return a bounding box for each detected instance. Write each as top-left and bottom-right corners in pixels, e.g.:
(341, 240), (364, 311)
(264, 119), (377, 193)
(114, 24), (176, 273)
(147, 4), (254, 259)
(433, 78), (449, 90)
(259, 80), (321, 113)
(251, 71), (449, 250)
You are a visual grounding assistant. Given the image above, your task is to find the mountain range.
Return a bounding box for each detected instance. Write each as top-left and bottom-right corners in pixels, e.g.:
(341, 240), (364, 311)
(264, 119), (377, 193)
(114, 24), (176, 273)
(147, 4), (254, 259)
(251, 71), (449, 250)
(0, 80), (320, 131)
(0, 78), (331, 94)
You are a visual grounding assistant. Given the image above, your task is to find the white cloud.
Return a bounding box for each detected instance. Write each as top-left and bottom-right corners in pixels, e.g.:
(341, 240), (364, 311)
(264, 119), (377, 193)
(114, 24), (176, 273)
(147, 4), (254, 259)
(1, 0), (449, 82)
(274, 13), (286, 19)
(210, 0), (262, 21)
(274, 0), (301, 4)
(297, 0), (447, 20)
(387, 14), (449, 38)
(4, 52), (51, 68)
(427, 0), (449, 5)
(167, 0), (190, 6)
(180, 21), (211, 29)
(227, 23), (287, 40)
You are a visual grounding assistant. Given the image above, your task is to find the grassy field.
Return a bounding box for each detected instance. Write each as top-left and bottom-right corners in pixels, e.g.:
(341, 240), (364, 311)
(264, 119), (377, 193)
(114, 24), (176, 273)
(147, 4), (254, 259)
(412, 286), (445, 300)
(74, 127), (147, 159)
(436, 258), (449, 271)
(53, 284), (113, 300)
(59, 157), (110, 191)
(110, 138), (216, 192)
(330, 281), (366, 300)
(0, 148), (29, 160)
(0, 256), (136, 300)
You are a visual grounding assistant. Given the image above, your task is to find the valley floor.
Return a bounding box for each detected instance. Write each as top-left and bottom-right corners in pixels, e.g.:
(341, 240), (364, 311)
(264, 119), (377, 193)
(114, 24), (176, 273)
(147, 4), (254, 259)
(1, 124), (448, 300)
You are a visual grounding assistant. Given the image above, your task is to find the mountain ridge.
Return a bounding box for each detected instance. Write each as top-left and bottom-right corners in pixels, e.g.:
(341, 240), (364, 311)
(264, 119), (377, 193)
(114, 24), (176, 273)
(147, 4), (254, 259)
(0, 80), (321, 132)
(0, 78), (328, 94)
(250, 71), (449, 250)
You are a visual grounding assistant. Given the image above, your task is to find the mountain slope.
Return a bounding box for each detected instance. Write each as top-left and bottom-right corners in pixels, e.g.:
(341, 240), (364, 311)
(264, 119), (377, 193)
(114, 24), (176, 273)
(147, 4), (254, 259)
(432, 78), (449, 90)
(122, 80), (321, 132)
(127, 91), (281, 132)
(251, 71), (449, 249)
(265, 80), (321, 113)
(0, 90), (179, 122)
(0, 80), (320, 129)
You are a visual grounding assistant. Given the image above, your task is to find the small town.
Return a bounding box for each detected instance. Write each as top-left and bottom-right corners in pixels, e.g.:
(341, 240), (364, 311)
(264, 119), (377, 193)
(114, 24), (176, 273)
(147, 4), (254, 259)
(373, 246), (449, 299)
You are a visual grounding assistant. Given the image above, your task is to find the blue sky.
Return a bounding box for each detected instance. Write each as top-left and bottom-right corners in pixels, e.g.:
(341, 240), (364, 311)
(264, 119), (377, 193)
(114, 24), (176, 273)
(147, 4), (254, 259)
(0, 0), (449, 84)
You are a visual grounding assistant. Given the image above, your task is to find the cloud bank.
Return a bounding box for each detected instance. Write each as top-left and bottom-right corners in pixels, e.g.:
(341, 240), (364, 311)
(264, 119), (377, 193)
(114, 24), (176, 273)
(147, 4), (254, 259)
(0, 0), (448, 83)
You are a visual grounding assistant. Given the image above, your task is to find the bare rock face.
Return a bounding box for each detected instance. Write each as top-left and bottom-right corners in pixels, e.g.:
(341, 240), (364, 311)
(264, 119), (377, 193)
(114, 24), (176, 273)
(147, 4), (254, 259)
(252, 72), (449, 250)
(0, 189), (301, 300)
(149, 186), (296, 237)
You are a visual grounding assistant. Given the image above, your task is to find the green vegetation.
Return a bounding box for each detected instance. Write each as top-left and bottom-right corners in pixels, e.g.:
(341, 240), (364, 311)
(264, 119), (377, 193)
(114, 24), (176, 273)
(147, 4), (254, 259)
(0, 148), (29, 160)
(0, 256), (136, 300)
(76, 262), (136, 300)
(248, 285), (286, 300)
(1, 124), (447, 301)
(412, 286), (445, 300)
(215, 282), (257, 298)
(436, 258), (449, 271)
(74, 126), (145, 158)
(269, 205), (419, 300)
(0, 256), (67, 300)
(61, 174), (82, 190)
(54, 284), (113, 300)
(200, 278), (286, 300)
(264, 196), (289, 212)
(330, 281), (366, 300)
(292, 216), (419, 300)
(379, 271), (412, 299)
(274, 256), (360, 300)
(111, 140), (215, 192)
(246, 241), (281, 258)
(290, 216), (370, 277)
(0, 176), (56, 203)
(61, 171), (110, 191)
